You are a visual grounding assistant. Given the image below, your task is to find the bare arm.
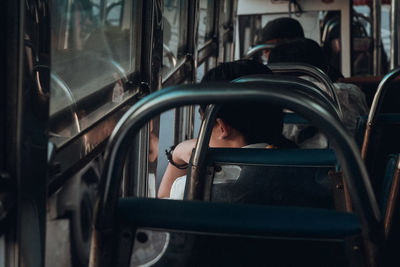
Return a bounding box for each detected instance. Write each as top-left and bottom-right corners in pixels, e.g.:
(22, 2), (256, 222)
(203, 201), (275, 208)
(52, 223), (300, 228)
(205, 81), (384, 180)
(157, 139), (197, 198)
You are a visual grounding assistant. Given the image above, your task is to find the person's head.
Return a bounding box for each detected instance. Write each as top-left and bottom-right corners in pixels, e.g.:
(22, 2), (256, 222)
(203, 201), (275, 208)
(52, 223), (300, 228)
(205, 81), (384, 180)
(260, 17), (305, 60)
(268, 38), (329, 74)
(200, 60), (284, 147)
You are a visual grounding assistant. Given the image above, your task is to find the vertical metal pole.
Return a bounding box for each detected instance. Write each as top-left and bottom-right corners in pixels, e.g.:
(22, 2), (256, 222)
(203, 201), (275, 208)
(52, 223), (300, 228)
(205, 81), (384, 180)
(186, 0), (199, 140)
(128, 0), (161, 197)
(174, 0), (199, 144)
(135, 124), (150, 197)
(174, 107), (183, 144)
(372, 0), (382, 75)
(230, 0), (238, 61)
(217, 1), (225, 64)
(390, 0), (399, 70)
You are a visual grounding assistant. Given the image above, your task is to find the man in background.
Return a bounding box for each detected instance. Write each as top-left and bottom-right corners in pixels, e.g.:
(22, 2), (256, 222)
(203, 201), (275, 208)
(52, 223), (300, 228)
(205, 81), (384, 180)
(260, 17), (304, 61)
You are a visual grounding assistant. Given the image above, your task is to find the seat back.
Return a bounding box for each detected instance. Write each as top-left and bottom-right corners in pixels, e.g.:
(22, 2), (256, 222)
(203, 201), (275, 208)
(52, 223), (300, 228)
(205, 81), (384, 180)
(378, 154), (400, 266)
(267, 62), (341, 116)
(203, 148), (339, 210)
(361, 68), (400, 199)
(365, 115), (400, 198)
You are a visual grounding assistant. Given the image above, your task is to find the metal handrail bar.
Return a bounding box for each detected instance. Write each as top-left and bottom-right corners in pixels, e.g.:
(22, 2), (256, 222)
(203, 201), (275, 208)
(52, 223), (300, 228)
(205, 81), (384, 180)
(243, 43), (276, 59)
(267, 62), (343, 119)
(367, 67), (400, 125)
(235, 74), (341, 120)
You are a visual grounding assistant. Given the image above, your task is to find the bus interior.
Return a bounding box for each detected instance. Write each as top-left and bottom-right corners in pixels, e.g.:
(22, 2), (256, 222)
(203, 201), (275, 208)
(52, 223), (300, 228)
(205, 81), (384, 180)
(2, 0), (400, 266)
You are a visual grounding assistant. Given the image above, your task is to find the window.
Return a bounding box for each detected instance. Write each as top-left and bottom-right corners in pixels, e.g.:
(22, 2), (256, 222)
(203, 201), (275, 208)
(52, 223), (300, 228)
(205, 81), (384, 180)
(352, 4), (390, 75)
(162, 0), (188, 75)
(223, 0), (233, 26)
(50, 0), (140, 145)
(198, 0), (215, 47)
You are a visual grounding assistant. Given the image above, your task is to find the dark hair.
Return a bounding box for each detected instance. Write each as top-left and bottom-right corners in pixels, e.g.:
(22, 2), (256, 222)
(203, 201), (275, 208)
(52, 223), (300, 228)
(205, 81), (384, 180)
(268, 38), (329, 73)
(201, 59), (273, 82)
(261, 17), (304, 43)
(200, 60), (283, 145)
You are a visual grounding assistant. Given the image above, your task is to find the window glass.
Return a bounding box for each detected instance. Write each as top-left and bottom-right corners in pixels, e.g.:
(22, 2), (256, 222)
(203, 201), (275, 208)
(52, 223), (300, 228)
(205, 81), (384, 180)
(50, 0), (139, 144)
(163, 0), (187, 73)
(198, 0), (215, 47)
(239, 13), (321, 60)
(353, 4), (390, 75)
(197, 62), (205, 82)
(223, 0), (232, 25)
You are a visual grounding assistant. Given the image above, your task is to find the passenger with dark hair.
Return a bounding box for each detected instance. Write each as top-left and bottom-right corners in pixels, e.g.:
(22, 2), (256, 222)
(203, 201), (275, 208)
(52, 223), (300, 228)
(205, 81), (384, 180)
(259, 17), (304, 61)
(268, 38), (343, 82)
(261, 17), (304, 43)
(268, 38), (329, 74)
(268, 38), (369, 147)
(157, 60), (294, 199)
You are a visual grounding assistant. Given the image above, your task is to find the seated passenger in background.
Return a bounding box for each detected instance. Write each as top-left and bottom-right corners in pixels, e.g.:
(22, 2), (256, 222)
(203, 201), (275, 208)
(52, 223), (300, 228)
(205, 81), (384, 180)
(268, 38), (369, 147)
(260, 17), (343, 81)
(259, 17), (304, 61)
(157, 60), (295, 199)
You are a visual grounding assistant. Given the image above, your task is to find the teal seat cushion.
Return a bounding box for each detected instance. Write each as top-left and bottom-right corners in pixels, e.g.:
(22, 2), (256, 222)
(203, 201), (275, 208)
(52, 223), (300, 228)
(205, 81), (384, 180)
(206, 148), (337, 166)
(284, 113), (308, 124)
(118, 198), (361, 238)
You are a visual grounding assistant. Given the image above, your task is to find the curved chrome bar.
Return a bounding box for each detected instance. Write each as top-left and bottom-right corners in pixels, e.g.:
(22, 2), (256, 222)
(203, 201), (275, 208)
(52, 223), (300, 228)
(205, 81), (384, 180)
(368, 67), (400, 125)
(267, 63), (342, 118)
(108, 59), (129, 84)
(186, 104), (220, 200)
(93, 80), (380, 240)
(234, 74), (341, 121)
(163, 43), (177, 68)
(321, 19), (339, 47)
(50, 73), (82, 133)
(191, 105), (219, 165)
(243, 44), (276, 59)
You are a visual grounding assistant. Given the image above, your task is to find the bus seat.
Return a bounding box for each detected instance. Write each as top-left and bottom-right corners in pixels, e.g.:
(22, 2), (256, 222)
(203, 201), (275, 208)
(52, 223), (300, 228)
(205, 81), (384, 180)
(355, 115), (367, 148)
(361, 68), (400, 210)
(381, 154), (399, 214)
(361, 113), (400, 199)
(283, 112), (308, 124)
(379, 153), (400, 267)
(380, 154), (400, 237)
(119, 198), (361, 267)
(91, 82), (382, 267)
(200, 148), (340, 210)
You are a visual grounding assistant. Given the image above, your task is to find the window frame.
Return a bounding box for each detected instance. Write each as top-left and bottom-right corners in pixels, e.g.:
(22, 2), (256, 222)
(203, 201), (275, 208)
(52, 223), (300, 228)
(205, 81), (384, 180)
(48, 0), (144, 193)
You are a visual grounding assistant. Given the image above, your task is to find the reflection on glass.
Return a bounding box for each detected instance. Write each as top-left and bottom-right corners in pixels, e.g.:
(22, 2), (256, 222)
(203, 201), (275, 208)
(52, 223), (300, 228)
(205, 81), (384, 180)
(163, 0), (184, 72)
(223, 0), (232, 25)
(197, 62), (205, 82)
(50, 0), (137, 145)
(198, 0), (214, 47)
